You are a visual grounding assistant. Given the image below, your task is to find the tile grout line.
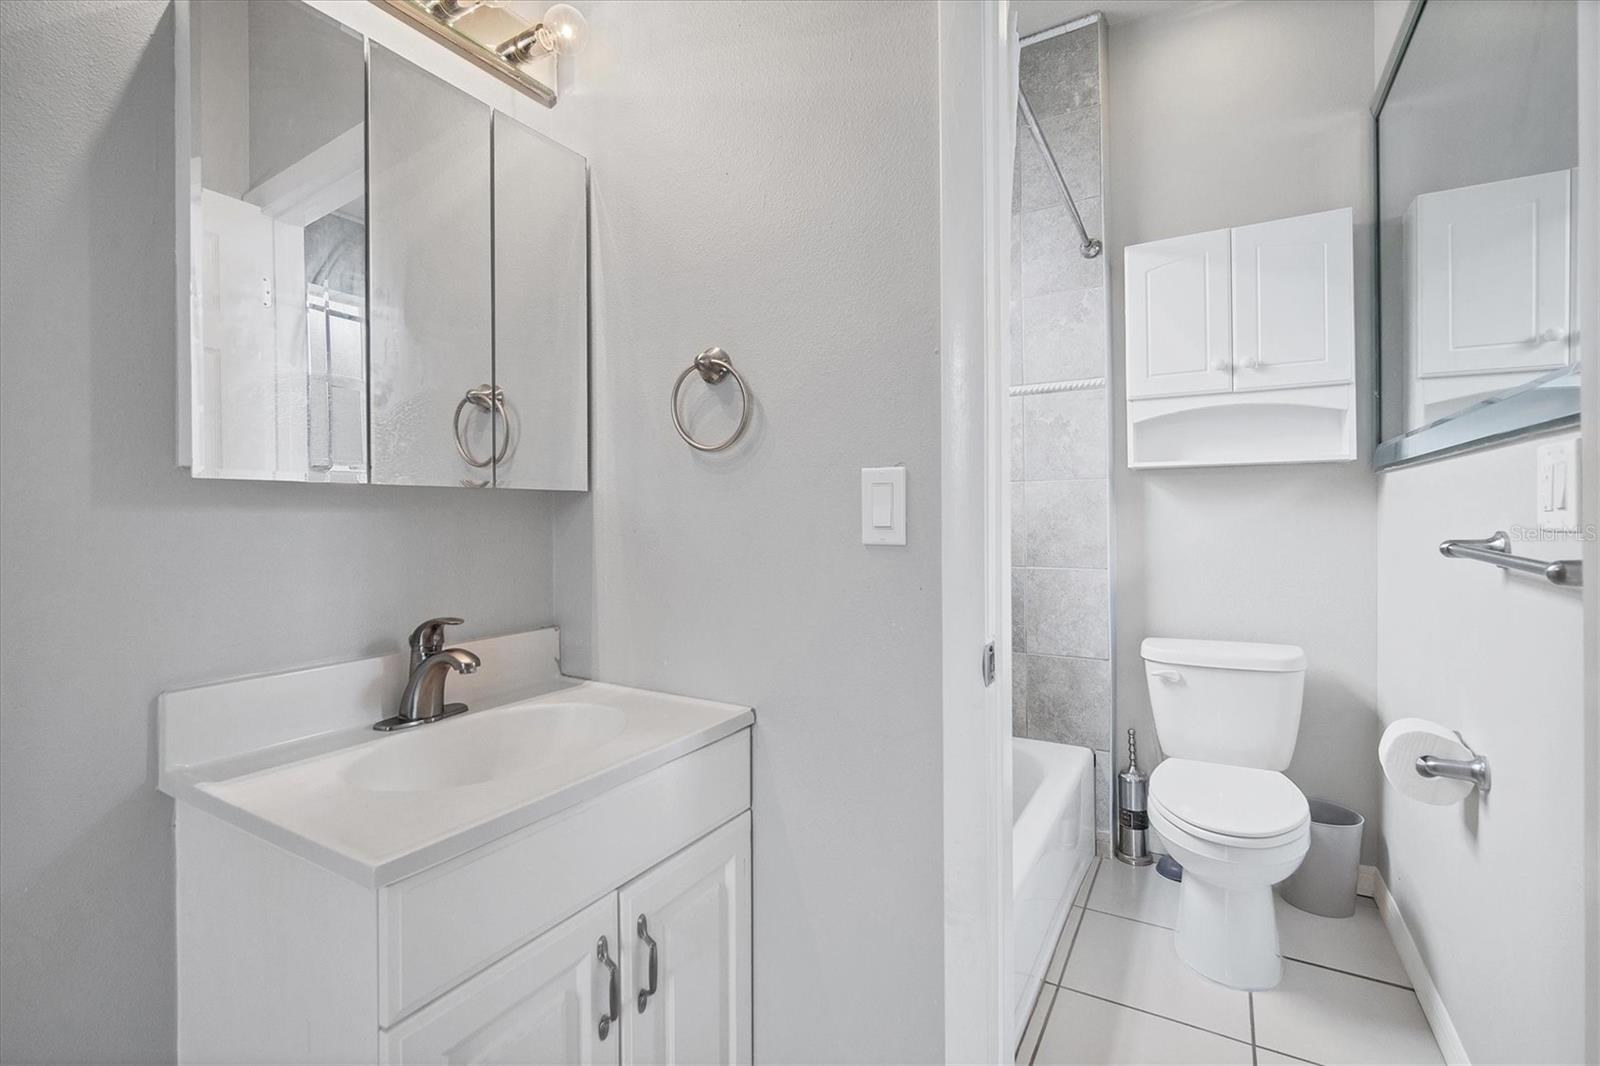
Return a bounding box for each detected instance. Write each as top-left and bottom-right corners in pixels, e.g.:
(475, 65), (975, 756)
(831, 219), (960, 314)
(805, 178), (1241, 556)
(1249, 992), (1258, 1065)
(1278, 954), (1414, 992)
(1054, 986), (1253, 1050)
(1025, 982), (1059, 1066)
(1024, 861), (1099, 1063)
(1015, 978), (1053, 1063)
(1076, 903), (1416, 993)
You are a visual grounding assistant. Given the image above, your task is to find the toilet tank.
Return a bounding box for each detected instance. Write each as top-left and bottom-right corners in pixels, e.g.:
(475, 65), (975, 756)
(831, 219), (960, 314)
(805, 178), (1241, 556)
(1142, 638), (1306, 770)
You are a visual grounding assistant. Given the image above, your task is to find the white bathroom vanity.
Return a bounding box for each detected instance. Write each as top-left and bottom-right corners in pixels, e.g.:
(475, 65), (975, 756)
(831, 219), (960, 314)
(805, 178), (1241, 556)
(158, 629), (752, 1065)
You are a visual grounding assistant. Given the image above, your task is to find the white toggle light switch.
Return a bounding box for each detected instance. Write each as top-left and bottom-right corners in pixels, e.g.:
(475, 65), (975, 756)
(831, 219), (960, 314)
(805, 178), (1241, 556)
(1536, 438), (1581, 533)
(862, 467), (906, 545)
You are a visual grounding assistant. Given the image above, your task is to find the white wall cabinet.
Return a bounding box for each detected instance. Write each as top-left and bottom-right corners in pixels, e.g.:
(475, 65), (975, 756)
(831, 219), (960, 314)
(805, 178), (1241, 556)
(1406, 169), (1573, 428)
(1123, 207), (1356, 467)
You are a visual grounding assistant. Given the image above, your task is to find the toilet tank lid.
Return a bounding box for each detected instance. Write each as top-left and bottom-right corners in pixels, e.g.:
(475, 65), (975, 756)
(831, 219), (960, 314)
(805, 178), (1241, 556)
(1141, 637), (1306, 672)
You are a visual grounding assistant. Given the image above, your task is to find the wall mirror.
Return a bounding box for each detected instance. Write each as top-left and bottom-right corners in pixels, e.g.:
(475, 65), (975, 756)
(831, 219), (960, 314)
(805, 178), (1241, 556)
(1374, 0), (1581, 468)
(177, 0), (588, 490)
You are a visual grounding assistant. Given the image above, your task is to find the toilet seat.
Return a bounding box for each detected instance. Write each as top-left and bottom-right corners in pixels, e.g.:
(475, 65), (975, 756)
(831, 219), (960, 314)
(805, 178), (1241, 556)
(1150, 758), (1308, 848)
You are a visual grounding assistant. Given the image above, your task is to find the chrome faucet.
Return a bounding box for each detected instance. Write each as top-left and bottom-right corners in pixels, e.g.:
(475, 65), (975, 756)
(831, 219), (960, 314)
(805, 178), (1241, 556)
(373, 617), (482, 731)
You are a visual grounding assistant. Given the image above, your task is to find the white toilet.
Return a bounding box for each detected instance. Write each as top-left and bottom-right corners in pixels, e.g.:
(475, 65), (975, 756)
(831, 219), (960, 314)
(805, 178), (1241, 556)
(1141, 637), (1311, 991)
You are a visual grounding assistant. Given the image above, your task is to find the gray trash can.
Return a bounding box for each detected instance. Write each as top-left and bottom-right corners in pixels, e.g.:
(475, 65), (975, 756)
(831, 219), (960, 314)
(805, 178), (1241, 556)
(1279, 800), (1364, 918)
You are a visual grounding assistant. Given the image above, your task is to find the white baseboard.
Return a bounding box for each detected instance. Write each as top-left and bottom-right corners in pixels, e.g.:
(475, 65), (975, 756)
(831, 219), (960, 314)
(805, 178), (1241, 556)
(1357, 863), (1377, 898)
(1372, 871), (1471, 1066)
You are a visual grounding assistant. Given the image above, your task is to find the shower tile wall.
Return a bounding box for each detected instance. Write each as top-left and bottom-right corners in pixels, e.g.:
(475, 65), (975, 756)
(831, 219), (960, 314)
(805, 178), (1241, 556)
(1011, 22), (1112, 846)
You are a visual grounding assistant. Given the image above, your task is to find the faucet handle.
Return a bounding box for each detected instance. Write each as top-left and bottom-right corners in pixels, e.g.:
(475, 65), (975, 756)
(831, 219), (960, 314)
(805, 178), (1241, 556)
(409, 617), (464, 657)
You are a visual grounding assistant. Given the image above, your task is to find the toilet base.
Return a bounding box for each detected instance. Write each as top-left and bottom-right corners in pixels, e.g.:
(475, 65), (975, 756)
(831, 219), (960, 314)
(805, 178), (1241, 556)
(1174, 876), (1282, 990)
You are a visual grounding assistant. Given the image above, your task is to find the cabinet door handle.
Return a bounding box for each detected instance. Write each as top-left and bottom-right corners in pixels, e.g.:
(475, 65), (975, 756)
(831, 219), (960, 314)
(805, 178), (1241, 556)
(597, 936), (620, 1040)
(636, 914), (659, 1013)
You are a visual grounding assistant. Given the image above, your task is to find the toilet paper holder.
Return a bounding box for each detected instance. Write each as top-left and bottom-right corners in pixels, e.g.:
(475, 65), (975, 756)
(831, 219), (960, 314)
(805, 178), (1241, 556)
(1415, 738), (1491, 795)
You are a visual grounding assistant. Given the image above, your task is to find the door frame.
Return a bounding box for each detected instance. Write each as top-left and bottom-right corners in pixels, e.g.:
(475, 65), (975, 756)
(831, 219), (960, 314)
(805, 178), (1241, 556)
(938, 1), (1013, 1061)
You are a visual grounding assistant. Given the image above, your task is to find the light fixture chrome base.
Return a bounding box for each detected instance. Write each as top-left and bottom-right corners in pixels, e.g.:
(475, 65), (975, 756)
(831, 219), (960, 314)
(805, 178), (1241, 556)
(372, 702), (470, 731)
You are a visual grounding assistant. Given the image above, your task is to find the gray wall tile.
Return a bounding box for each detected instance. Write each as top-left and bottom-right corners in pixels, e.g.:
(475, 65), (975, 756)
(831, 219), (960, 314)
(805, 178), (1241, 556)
(1022, 567), (1109, 658)
(1010, 396), (1025, 477)
(1011, 568), (1026, 654)
(1094, 749), (1111, 841)
(1019, 26), (1099, 117)
(1024, 653), (1111, 747)
(1012, 650), (1028, 735)
(1023, 388), (1108, 480)
(1019, 198), (1103, 296)
(1011, 483), (1028, 566)
(1038, 105), (1102, 201)
(1021, 288), (1107, 384)
(1024, 479), (1108, 569)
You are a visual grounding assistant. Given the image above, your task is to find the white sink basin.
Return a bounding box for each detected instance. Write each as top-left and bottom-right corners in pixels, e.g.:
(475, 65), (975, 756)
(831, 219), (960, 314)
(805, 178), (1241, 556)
(343, 702), (628, 793)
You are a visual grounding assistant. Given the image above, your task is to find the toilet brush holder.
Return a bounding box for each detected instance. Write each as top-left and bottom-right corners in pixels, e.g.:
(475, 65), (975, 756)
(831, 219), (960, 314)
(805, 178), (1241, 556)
(1116, 729), (1155, 866)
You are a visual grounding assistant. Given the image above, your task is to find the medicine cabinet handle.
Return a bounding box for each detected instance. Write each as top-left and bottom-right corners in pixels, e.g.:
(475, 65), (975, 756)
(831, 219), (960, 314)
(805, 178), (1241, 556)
(453, 384), (513, 470)
(636, 914), (659, 1012)
(596, 936), (620, 1040)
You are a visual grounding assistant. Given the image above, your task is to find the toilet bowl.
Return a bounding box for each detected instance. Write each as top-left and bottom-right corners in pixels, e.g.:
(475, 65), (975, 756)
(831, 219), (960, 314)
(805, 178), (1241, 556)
(1148, 758), (1309, 989)
(1141, 637), (1310, 990)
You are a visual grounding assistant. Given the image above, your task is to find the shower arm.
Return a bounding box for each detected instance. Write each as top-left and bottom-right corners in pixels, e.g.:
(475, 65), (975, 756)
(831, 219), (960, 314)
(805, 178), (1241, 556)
(1017, 89), (1103, 259)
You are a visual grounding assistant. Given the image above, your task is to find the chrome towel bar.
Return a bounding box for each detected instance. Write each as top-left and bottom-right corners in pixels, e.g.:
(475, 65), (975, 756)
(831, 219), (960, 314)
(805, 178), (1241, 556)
(1439, 531), (1583, 588)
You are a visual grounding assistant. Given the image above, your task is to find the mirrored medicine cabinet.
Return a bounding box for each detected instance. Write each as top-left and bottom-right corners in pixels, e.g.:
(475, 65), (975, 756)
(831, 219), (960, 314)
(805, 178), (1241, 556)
(176, 0), (588, 490)
(1374, 0), (1581, 467)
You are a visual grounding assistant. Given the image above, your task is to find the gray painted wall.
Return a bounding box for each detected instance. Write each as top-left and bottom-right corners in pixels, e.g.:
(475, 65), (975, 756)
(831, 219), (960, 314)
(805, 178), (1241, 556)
(1104, 0), (1384, 861)
(1010, 23), (1115, 843)
(0, 3), (558, 1061)
(547, 2), (946, 1061)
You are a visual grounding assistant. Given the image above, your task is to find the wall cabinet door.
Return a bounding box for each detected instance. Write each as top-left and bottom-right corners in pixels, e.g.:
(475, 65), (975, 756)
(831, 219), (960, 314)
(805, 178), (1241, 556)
(1230, 207), (1354, 392)
(1124, 228), (1233, 399)
(382, 895), (620, 1065)
(1413, 170), (1572, 379)
(620, 815), (752, 1066)
(367, 43), (494, 487)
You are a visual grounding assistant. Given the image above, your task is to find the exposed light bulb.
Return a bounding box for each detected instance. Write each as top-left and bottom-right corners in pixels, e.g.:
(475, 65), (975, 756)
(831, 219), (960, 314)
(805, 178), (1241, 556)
(535, 3), (587, 56)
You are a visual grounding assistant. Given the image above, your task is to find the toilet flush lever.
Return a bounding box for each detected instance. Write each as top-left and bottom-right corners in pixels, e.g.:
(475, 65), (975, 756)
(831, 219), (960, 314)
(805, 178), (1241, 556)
(1151, 670), (1184, 684)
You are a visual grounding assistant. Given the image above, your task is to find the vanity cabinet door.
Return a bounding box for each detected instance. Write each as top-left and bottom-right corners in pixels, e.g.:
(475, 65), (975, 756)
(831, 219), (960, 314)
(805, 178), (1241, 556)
(1230, 208), (1354, 392)
(367, 43), (494, 487)
(620, 814), (751, 1066)
(381, 895), (621, 1065)
(1124, 228), (1233, 399)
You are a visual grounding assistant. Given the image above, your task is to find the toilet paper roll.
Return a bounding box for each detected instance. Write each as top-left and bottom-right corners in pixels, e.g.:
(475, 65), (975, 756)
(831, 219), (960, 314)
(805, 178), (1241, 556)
(1379, 718), (1476, 806)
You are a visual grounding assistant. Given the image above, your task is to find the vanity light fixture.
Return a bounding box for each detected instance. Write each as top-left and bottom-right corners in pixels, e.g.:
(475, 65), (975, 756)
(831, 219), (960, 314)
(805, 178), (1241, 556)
(495, 4), (588, 63)
(377, 0), (589, 108)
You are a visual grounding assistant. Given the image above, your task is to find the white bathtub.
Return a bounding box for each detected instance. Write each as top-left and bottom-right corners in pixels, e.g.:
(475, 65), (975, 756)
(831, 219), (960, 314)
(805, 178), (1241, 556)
(1012, 737), (1095, 1034)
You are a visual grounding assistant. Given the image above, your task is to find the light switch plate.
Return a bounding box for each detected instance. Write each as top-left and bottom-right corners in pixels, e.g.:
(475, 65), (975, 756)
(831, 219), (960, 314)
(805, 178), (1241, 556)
(861, 467), (906, 546)
(1536, 438), (1581, 533)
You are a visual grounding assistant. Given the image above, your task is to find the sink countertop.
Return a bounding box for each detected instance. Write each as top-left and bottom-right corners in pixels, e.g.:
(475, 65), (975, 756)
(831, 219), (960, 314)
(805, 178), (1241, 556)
(157, 631), (752, 886)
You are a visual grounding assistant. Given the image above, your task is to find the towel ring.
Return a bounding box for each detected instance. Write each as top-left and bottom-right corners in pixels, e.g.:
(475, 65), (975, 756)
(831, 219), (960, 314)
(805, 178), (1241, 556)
(671, 347), (751, 452)
(453, 384), (512, 469)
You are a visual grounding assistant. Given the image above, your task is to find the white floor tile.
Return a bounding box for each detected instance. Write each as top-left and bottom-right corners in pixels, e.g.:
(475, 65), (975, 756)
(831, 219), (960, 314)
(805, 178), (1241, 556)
(1017, 982), (1055, 1064)
(1033, 989), (1253, 1065)
(1253, 959), (1443, 1065)
(1086, 856), (1180, 928)
(1045, 906), (1085, 984)
(1274, 895), (1411, 987)
(1256, 1051), (1318, 1065)
(1059, 910), (1252, 1041)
